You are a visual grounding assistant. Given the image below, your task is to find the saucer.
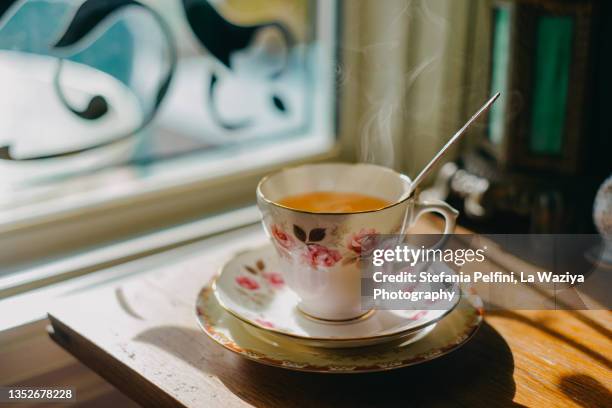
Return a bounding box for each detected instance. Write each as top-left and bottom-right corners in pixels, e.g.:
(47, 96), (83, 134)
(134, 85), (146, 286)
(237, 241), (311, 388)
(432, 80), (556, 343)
(196, 282), (483, 373)
(212, 245), (460, 348)
(242, 318), (437, 349)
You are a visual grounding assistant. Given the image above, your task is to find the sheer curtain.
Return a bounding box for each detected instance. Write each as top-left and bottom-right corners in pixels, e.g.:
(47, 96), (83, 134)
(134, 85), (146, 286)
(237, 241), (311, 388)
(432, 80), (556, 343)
(342, 0), (489, 182)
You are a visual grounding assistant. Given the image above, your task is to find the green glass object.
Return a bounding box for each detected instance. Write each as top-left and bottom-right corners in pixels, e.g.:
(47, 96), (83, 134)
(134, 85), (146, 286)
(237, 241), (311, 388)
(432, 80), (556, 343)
(488, 6), (511, 146)
(529, 16), (574, 155)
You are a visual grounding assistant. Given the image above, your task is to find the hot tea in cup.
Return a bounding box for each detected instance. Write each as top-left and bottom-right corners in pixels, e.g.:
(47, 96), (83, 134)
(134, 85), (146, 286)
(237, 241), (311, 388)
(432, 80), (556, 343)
(277, 192), (390, 213)
(257, 162), (458, 321)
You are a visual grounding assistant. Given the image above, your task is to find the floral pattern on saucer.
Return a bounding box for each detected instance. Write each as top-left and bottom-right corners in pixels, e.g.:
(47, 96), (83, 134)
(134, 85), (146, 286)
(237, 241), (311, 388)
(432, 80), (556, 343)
(233, 258), (285, 310)
(196, 282), (484, 373)
(212, 245), (461, 348)
(227, 257), (290, 331)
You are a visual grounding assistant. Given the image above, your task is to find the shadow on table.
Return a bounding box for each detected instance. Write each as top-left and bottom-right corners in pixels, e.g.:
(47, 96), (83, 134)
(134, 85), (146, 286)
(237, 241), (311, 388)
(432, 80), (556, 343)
(559, 374), (612, 408)
(135, 322), (522, 407)
(487, 310), (611, 370)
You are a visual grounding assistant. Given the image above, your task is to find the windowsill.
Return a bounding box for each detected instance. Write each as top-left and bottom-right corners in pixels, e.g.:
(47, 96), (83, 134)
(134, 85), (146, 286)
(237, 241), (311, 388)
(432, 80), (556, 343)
(0, 129), (336, 235)
(0, 208), (265, 332)
(0, 132), (339, 270)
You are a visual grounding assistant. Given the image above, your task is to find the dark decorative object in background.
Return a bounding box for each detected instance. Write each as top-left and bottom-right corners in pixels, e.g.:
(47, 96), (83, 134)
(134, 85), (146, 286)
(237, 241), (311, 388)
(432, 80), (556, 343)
(426, 0), (611, 234)
(0, 1), (20, 21)
(182, 0), (294, 130)
(0, 0), (176, 161)
(53, 0), (175, 125)
(182, 0), (293, 75)
(0, 0), (297, 161)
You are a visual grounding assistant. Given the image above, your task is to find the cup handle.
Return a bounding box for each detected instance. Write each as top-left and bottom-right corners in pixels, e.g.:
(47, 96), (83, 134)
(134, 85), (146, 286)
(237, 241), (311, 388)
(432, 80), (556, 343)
(412, 200), (459, 235)
(408, 201), (461, 306)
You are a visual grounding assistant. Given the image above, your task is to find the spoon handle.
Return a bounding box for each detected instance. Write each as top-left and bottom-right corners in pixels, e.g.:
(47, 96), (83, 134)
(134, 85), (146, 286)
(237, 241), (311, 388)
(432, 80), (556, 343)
(411, 92), (500, 193)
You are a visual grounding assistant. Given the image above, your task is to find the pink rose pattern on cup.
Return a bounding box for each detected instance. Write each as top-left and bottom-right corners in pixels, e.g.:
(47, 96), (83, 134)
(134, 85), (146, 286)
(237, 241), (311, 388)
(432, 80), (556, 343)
(271, 224), (295, 250)
(269, 223), (386, 269)
(301, 244), (342, 268)
(346, 228), (378, 256)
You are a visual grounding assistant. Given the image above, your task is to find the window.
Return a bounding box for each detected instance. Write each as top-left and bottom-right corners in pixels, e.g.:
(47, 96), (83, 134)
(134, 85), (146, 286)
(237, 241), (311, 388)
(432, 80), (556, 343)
(0, 0), (340, 279)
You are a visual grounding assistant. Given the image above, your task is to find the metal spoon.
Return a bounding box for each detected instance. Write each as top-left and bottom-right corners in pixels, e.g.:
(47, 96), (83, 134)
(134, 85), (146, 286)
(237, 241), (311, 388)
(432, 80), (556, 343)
(410, 92), (500, 194)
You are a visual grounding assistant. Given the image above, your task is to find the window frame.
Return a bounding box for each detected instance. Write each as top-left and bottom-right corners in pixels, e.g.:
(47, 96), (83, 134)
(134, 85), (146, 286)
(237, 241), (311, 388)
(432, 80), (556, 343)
(0, 0), (359, 294)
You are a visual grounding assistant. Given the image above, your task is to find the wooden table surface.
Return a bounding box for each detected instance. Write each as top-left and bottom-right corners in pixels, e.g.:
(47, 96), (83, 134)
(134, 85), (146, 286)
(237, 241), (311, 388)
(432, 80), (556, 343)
(47, 220), (612, 407)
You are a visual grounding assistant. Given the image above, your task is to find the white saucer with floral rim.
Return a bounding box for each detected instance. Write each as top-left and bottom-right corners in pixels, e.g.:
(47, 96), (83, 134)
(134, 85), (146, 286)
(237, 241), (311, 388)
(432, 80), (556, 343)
(211, 245), (461, 348)
(196, 281), (483, 373)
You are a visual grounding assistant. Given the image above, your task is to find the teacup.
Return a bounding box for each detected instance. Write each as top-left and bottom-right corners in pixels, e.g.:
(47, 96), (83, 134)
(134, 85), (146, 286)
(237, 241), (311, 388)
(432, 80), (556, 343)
(256, 162), (458, 321)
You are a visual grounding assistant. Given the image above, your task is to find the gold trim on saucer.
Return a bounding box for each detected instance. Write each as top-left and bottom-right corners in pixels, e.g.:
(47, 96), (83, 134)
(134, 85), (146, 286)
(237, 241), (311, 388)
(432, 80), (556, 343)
(195, 283), (485, 374)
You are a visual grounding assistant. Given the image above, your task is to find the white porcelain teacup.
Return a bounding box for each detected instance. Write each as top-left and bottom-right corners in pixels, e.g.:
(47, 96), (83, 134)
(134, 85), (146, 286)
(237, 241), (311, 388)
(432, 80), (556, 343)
(256, 162), (458, 322)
